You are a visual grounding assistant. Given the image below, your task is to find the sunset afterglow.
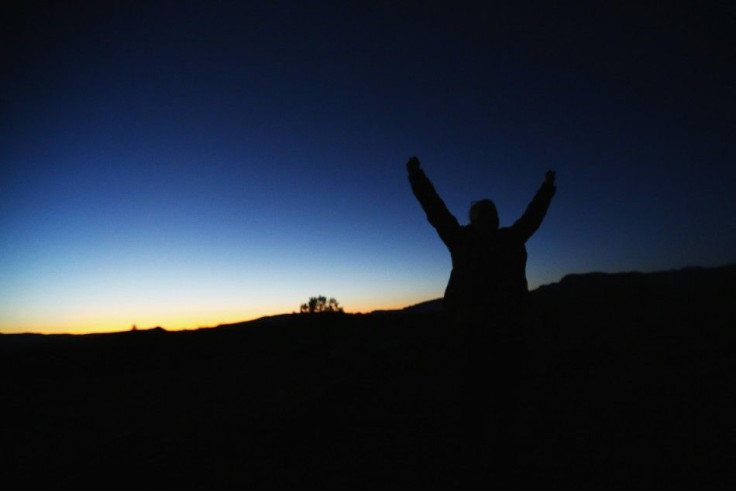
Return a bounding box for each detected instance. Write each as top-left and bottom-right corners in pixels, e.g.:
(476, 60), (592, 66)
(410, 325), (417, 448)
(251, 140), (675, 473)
(3, 2), (734, 334)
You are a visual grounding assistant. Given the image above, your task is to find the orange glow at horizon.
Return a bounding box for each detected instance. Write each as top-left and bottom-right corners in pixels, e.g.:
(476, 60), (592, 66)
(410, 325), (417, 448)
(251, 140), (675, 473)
(0, 296), (436, 335)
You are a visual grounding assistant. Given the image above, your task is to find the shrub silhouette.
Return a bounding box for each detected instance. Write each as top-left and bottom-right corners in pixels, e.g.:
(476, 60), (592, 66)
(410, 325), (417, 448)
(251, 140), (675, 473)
(300, 296), (343, 314)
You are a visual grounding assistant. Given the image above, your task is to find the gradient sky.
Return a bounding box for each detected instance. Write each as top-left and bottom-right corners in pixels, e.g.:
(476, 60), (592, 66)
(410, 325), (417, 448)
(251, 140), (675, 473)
(2, 2), (735, 334)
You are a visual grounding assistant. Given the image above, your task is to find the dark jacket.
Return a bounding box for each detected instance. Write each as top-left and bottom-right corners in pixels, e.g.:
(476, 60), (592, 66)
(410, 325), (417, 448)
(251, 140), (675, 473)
(409, 168), (556, 317)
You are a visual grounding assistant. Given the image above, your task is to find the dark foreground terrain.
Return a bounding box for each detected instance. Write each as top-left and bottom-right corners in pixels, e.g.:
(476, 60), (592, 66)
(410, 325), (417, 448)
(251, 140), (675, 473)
(2, 266), (735, 489)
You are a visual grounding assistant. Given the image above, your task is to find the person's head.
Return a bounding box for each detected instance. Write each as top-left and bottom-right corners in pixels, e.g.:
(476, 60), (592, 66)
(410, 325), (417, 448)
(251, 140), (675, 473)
(469, 199), (499, 229)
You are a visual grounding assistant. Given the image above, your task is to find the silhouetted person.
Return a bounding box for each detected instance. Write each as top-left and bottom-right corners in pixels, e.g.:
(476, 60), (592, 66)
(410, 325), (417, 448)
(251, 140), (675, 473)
(406, 156), (556, 482)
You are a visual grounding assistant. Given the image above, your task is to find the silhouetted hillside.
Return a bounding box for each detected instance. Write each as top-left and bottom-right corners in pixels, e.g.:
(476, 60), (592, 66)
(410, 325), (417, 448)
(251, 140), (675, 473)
(1, 265), (734, 488)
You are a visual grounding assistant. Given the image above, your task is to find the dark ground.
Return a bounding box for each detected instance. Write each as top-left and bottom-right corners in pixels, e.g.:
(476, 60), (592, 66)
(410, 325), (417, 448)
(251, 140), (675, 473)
(2, 266), (735, 489)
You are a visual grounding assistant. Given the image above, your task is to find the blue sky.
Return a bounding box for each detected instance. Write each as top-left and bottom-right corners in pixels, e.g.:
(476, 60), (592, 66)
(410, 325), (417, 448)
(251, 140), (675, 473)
(2, 1), (735, 333)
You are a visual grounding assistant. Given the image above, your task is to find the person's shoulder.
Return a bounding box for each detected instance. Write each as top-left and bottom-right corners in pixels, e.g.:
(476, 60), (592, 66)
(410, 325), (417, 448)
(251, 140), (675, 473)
(498, 226), (524, 241)
(455, 224), (472, 240)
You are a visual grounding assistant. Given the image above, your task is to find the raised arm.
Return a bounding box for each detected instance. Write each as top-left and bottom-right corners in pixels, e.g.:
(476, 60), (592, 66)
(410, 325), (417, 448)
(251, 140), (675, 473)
(510, 170), (557, 243)
(407, 157), (461, 248)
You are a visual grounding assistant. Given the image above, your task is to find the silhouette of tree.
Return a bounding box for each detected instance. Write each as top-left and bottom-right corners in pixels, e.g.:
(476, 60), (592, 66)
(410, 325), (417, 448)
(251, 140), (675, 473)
(300, 296), (343, 314)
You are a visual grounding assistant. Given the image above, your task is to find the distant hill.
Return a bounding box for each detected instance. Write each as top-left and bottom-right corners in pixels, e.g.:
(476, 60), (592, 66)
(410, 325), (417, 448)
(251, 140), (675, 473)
(375, 263), (736, 322)
(534, 264), (735, 307)
(526, 264), (735, 345)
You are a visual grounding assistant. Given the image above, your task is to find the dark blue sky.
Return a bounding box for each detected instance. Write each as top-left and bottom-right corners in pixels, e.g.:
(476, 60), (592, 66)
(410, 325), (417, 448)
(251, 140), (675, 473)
(2, 1), (735, 333)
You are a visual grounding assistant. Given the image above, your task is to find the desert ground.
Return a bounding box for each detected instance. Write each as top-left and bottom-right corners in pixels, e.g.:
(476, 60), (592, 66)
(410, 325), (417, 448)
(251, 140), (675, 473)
(2, 266), (734, 488)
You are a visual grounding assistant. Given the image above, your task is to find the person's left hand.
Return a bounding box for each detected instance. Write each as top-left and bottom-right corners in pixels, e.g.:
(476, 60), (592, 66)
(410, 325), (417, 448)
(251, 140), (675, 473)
(545, 170), (556, 185)
(406, 156), (421, 173)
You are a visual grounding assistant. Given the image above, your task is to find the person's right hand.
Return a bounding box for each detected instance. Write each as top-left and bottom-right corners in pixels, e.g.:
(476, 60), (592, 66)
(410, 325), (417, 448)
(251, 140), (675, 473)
(406, 156), (421, 173)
